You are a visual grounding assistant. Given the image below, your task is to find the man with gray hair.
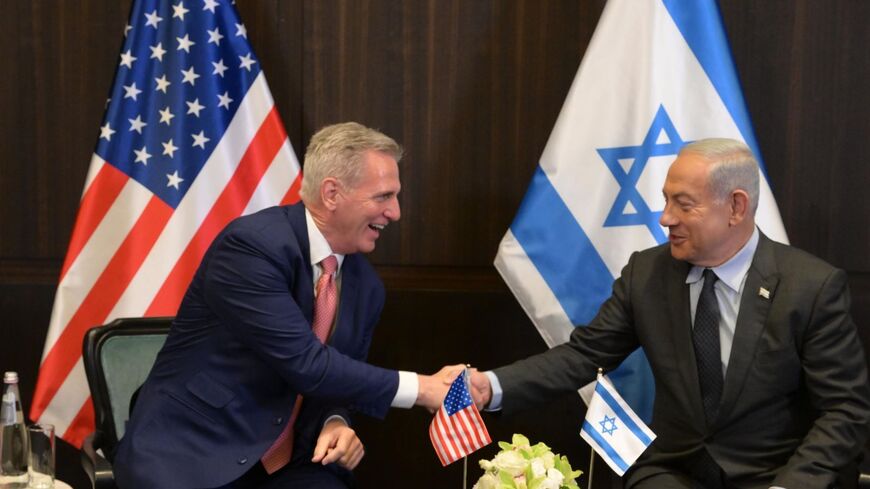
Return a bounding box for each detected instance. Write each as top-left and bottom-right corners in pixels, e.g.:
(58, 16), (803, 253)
(115, 122), (457, 488)
(468, 138), (870, 488)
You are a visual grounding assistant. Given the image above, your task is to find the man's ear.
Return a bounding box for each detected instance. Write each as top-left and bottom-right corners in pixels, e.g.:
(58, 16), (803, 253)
(729, 189), (750, 225)
(321, 178), (341, 211)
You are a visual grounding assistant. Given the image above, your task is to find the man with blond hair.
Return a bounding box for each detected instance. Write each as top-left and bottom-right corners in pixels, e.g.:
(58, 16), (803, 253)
(116, 122), (455, 488)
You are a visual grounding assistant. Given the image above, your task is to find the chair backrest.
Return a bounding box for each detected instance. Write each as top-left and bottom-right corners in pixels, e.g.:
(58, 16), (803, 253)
(82, 317), (172, 459)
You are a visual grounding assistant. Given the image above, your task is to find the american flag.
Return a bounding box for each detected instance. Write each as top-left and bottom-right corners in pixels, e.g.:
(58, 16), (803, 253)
(29, 0), (301, 446)
(429, 369), (492, 466)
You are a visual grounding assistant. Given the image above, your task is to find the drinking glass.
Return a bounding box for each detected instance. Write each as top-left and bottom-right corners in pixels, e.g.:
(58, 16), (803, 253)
(27, 424), (54, 489)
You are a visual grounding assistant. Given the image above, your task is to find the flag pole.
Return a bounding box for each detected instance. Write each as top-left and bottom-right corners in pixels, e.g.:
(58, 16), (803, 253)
(463, 364), (470, 489)
(587, 450), (596, 489)
(587, 367), (602, 489)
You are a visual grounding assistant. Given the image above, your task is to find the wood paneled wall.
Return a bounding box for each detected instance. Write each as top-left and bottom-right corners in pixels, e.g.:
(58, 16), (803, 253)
(1, 1), (867, 487)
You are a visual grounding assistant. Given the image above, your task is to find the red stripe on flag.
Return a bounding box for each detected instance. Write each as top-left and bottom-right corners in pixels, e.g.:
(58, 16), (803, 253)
(60, 163), (128, 280)
(431, 411), (453, 465)
(31, 196), (173, 421)
(454, 409), (480, 450)
(468, 405), (491, 446)
(439, 410), (464, 461)
(62, 398), (95, 448)
(458, 410), (482, 448)
(145, 107), (288, 316)
(428, 421), (448, 466)
(464, 407), (489, 448)
(448, 410), (474, 454)
(436, 409), (464, 465)
(280, 173), (302, 206)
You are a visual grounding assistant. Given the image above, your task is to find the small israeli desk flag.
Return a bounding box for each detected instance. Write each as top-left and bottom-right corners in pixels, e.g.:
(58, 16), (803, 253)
(581, 372), (656, 476)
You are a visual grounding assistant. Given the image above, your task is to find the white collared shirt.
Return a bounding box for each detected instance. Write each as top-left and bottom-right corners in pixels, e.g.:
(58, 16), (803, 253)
(685, 227), (759, 376)
(304, 209), (418, 408)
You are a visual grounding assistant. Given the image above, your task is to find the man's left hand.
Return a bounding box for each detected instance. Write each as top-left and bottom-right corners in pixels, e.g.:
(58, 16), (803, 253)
(311, 418), (365, 470)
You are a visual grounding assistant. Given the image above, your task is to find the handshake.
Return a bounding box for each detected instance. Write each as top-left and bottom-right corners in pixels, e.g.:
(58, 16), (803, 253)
(415, 364), (493, 412)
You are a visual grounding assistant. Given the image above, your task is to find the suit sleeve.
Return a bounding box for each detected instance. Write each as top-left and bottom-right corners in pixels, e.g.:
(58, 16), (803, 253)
(773, 268), (870, 489)
(494, 252), (642, 415)
(202, 224), (399, 419)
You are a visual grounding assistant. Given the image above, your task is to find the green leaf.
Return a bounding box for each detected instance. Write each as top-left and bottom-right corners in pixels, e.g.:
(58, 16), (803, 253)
(512, 433), (531, 447)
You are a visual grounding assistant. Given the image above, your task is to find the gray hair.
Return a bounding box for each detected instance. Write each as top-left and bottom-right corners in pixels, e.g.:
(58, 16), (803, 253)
(680, 138), (760, 214)
(300, 122), (403, 203)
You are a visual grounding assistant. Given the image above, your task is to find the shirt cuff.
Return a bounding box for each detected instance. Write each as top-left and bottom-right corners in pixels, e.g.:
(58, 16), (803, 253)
(484, 371), (503, 411)
(322, 414), (348, 428)
(390, 370), (418, 408)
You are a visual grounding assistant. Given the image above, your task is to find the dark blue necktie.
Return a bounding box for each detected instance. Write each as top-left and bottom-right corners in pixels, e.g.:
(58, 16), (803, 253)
(694, 268), (723, 424)
(691, 269), (725, 489)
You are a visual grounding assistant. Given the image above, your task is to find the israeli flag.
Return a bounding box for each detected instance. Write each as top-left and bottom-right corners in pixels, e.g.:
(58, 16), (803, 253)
(494, 0), (788, 422)
(581, 373), (656, 476)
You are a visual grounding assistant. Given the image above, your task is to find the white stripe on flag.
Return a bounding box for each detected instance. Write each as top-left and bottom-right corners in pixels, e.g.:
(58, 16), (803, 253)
(494, 230), (573, 348)
(242, 138), (300, 216)
(81, 154), (106, 199)
(434, 409), (459, 463)
(37, 359), (89, 437)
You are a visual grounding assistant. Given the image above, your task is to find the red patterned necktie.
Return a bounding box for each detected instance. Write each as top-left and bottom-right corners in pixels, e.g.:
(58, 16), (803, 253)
(261, 255), (339, 473)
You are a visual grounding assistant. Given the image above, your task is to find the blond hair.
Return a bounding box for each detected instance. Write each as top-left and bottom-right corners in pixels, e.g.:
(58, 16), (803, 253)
(300, 122), (403, 203)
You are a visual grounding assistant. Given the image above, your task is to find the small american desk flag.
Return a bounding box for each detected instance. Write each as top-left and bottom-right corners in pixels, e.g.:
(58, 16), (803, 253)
(29, 0), (300, 446)
(429, 369), (492, 466)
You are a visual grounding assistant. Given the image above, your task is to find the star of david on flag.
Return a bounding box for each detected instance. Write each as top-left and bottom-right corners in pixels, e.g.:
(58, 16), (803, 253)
(429, 369), (492, 466)
(599, 414), (618, 436)
(581, 373), (656, 477)
(30, 0), (301, 446)
(494, 0), (788, 423)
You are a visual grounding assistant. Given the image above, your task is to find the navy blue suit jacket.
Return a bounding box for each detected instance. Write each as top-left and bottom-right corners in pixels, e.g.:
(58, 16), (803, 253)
(114, 203), (399, 489)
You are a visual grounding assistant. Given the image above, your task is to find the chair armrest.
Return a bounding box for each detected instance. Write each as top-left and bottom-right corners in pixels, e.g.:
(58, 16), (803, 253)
(80, 432), (116, 489)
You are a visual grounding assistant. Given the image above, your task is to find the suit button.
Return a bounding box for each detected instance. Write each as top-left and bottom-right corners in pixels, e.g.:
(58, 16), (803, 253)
(275, 417), (283, 425)
(238, 457), (248, 465)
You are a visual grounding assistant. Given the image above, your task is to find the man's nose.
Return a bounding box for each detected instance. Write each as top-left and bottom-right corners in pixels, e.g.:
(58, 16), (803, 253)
(659, 204), (675, 227)
(385, 198), (401, 221)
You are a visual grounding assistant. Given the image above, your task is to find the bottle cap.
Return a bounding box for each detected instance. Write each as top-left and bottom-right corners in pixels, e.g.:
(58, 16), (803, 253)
(3, 371), (18, 383)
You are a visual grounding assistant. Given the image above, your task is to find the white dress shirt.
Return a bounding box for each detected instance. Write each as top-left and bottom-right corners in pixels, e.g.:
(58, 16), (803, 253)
(305, 209), (418, 409)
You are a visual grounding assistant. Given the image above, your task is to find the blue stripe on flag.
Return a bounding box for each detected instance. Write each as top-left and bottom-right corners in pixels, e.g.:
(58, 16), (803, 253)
(510, 166), (613, 325)
(661, 0), (772, 179)
(510, 167), (655, 421)
(582, 420), (630, 473)
(596, 381), (653, 446)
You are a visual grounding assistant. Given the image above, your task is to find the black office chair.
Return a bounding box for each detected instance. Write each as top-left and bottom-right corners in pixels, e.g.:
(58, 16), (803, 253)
(80, 316), (172, 489)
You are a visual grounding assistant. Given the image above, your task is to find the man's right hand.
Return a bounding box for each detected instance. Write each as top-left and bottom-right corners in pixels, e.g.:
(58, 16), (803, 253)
(468, 368), (492, 410)
(415, 364), (465, 412)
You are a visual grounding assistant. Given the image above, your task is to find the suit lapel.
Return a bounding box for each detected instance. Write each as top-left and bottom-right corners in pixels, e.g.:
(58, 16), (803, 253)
(715, 234), (779, 425)
(329, 255), (359, 349)
(288, 204), (315, 323)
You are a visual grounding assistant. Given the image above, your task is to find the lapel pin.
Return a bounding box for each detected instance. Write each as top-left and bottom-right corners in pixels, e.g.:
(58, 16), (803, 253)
(758, 287), (770, 299)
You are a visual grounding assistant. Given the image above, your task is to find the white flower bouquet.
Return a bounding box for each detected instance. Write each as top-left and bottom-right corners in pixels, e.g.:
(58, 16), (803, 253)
(473, 434), (582, 489)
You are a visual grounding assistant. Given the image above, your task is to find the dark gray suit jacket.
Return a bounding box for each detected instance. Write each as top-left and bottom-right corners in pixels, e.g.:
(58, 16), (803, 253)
(495, 234), (870, 489)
